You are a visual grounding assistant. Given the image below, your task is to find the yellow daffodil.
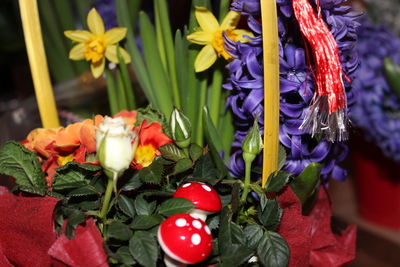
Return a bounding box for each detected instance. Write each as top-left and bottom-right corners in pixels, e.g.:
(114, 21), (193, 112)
(187, 6), (253, 72)
(64, 8), (131, 78)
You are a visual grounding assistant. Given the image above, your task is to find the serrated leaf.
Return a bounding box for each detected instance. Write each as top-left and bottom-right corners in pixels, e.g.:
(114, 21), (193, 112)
(130, 215), (163, 230)
(53, 162), (101, 191)
(122, 173), (142, 191)
(244, 224), (263, 249)
(129, 231), (159, 267)
(257, 231), (290, 267)
(173, 158), (193, 174)
(277, 145), (287, 171)
(118, 195), (136, 218)
(206, 214), (220, 230)
(116, 246), (136, 265)
(67, 185), (98, 197)
(108, 221), (133, 241)
(265, 171), (291, 193)
(257, 197), (282, 230)
(135, 195), (153, 215)
(138, 160), (163, 185)
(158, 143), (186, 162)
(191, 154), (218, 185)
(62, 207), (85, 228)
(189, 143), (203, 161)
(158, 197), (194, 216)
(290, 163), (322, 205)
(136, 106), (171, 137)
(230, 222), (246, 245)
(0, 141), (46, 188)
(13, 185), (46, 196)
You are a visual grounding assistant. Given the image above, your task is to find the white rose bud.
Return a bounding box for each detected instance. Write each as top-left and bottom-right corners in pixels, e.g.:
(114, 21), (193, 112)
(96, 117), (137, 179)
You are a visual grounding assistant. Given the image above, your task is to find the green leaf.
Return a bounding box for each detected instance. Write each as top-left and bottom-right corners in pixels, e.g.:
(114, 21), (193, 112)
(53, 162), (101, 191)
(383, 57), (400, 99)
(231, 182), (241, 215)
(0, 141), (46, 188)
(277, 145), (287, 171)
(139, 159), (163, 185)
(136, 106), (171, 136)
(265, 171), (291, 193)
(13, 185), (46, 196)
(189, 143), (203, 162)
(249, 183), (264, 197)
(130, 215), (163, 230)
(118, 195), (136, 218)
(129, 231), (159, 267)
(290, 163), (322, 205)
(158, 143), (186, 162)
(121, 173), (142, 191)
(62, 207), (85, 228)
(135, 195), (154, 215)
(191, 154), (218, 185)
(257, 231), (290, 267)
(244, 224), (263, 250)
(257, 196), (282, 231)
(158, 198), (194, 216)
(108, 221), (133, 241)
(67, 185), (98, 197)
(173, 158), (193, 174)
(116, 246), (136, 265)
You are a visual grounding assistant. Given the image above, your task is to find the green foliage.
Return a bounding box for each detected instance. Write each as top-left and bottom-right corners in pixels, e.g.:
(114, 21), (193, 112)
(129, 231), (159, 267)
(290, 162), (322, 205)
(0, 141), (46, 188)
(158, 198), (194, 216)
(265, 171), (292, 193)
(52, 162), (101, 191)
(257, 231), (290, 267)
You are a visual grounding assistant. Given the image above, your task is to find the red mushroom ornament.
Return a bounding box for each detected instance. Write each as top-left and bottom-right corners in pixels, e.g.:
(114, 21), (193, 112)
(173, 182), (222, 221)
(157, 213), (213, 267)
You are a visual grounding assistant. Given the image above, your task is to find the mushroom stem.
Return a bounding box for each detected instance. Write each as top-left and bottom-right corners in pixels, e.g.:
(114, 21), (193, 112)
(189, 209), (208, 222)
(164, 254), (186, 267)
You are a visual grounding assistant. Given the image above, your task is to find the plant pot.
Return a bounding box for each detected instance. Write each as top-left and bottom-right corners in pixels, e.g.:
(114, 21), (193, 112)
(351, 139), (400, 229)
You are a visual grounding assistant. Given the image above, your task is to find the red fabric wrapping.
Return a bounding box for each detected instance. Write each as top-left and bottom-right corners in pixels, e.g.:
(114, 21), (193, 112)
(0, 187), (59, 267)
(48, 218), (108, 267)
(278, 186), (356, 267)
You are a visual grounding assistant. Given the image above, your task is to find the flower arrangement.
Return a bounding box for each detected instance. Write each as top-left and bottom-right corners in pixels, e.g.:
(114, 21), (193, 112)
(1, 0), (359, 266)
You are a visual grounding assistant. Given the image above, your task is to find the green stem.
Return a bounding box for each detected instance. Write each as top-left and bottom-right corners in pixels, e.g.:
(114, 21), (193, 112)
(241, 160), (252, 202)
(195, 78), (207, 146)
(105, 69), (119, 115)
(117, 46), (136, 110)
(209, 62), (223, 127)
(100, 174), (115, 219)
(116, 70), (129, 110)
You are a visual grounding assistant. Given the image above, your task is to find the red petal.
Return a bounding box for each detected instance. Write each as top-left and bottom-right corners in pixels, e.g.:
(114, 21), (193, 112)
(49, 218), (108, 267)
(139, 120), (172, 148)
(0, 187), (60, 267)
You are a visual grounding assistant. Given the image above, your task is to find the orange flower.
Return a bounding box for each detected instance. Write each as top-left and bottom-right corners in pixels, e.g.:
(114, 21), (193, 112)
(23, 128), (61, 158)
(114, 110), (137, 127)
(132, 120), (172, 169)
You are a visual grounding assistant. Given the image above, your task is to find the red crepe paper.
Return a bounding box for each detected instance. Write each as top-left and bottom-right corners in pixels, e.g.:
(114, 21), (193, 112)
(277, 186), (356, 267)
(48, 218), (108, 267)
(0, 186), (59, 267)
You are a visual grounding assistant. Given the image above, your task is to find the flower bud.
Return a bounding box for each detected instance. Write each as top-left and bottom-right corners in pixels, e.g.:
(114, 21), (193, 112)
(242, 118), (263, 163)
(96, 116), (137, 178)
(170, 108), (192, 148)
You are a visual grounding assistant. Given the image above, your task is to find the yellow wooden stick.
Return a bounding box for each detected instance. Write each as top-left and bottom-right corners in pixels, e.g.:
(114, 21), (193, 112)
(261, 0), (280, 187)
(19, 0), (60, 128)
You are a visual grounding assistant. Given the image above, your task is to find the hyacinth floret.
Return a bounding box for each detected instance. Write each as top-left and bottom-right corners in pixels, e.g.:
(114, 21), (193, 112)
(225, 0), (360, 181)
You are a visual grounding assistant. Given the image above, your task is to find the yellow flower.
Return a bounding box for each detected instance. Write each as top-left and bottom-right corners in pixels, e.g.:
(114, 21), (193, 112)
(187, 6), (253, 72)
(64, 8), (131, 78)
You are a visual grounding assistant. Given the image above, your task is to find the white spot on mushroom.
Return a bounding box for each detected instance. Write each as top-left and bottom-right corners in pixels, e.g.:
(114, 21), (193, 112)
(175, 218), (187, 227)
(204, 225), (211, 235)
(201, 184), (212, 192)
(182, 183), (191, 188)
(191, 233), (201, 245)
(192, 220), (202, 229)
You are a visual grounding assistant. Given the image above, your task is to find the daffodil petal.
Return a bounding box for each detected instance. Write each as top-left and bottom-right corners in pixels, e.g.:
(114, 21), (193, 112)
(87, 8), (105, 35)
(194, 44), (217, 72)
(105, 45), (132, 64)
(64, 30), (92, 42)
(195, 6), (219, 33)
(233, 29), (254, 42)
(187, 31), (213, 45)
(104, 27), (127, 45)
(221, 11), (241, 30)
(91, 58), (105, 78)
(69, 43), (85, 60)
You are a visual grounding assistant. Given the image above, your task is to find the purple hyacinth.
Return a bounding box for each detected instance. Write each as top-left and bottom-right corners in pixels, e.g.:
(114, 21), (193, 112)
(225, 0), (360, 181)
(94, 0), (117, 29)
(351, 19), (400, 161)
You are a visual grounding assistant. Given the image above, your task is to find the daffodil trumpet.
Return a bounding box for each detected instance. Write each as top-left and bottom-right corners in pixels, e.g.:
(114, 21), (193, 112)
(64, 8), (131, 79)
